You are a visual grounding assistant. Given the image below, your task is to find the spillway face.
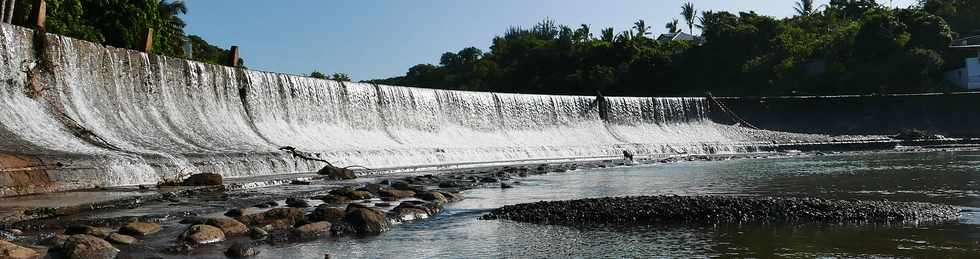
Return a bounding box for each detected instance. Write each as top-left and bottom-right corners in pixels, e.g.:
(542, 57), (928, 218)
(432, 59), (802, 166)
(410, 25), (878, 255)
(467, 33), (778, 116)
(0, 24), (840, 196)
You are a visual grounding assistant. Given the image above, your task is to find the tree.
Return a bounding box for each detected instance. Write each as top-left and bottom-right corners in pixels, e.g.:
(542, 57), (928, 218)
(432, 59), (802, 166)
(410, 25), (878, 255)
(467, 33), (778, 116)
(633, 19), (651, 38)
(310, 70), (327, 79)
(666, 19), (680, 33)
(681, 2), (698, 33)
(331, 73), (352, 82)
(795, 0), (815, 16)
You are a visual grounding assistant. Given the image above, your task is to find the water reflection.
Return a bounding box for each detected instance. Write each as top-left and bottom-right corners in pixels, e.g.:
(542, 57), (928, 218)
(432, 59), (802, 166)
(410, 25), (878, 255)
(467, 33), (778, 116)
(261, 151), (980, 258)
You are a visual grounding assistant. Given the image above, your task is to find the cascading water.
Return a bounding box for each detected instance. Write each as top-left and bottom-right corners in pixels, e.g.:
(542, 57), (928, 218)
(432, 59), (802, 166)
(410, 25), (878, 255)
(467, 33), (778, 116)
(0, 24), (874, 196)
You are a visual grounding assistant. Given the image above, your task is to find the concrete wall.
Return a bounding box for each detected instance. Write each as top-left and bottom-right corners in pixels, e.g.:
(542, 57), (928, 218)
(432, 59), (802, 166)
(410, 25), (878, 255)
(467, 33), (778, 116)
(711, 93), (980, 137)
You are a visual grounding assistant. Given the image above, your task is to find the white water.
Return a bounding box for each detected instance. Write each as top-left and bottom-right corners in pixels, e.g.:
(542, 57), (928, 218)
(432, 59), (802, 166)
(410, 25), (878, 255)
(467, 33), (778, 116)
(0, 24), (863, 190)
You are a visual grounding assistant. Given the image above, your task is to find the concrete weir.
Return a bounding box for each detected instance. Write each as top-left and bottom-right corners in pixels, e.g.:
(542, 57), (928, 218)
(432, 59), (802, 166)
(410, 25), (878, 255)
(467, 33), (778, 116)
(0, 23), (913, 197)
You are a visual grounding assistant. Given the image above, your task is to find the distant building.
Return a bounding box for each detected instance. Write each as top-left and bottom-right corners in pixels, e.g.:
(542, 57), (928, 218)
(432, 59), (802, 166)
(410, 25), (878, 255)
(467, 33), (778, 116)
(945, 34), (980, 90)
(657, 32), (702, 45)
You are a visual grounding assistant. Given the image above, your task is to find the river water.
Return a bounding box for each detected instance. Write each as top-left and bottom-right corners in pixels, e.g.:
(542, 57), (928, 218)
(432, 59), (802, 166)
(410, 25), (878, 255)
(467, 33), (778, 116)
(253, 150), (980, 258)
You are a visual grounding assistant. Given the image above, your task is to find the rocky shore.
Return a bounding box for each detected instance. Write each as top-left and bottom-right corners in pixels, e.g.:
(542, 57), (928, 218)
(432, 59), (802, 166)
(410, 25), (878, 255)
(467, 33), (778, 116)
(480, 196), (961, 226)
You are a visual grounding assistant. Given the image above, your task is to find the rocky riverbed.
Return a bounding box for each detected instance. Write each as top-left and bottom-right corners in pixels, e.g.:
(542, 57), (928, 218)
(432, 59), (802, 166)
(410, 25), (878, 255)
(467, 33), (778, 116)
(480, 196), (962, 226)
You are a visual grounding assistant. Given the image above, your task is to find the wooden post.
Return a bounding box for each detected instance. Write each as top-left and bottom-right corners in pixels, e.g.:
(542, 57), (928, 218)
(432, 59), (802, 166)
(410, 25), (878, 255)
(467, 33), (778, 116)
(143, 28), (153, 52)
(30, 0), (44, 29)
(1, 0), (8, 24)
(4, 0), (16, 24)
(228, 45), (239, 67)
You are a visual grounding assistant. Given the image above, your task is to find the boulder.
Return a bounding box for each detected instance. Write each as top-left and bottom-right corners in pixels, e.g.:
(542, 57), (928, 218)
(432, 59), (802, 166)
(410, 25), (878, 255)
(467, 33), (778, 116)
(248, 227), (268, 240)
(480, 177), (498, 183)
(180, 225), (226, 244)
(205, 218), (249, 235)
(293, 222), (331, 237)
(415, 191), (448, 204)
(119, 222), (161, 236)
(347, 191), (373, 200)
(181, 173), (223, 186)
(0, 240), (40, 259)
(236, 208), (305, 230)
(224, 208), (246, 218)
(328, 186), (357, 197)
(343, 205), (390, 235)
(65, 225), (113, 238)
(40, 234), (69, 247)
(106, 233), (137, 245)
(439, 191), (464, 202)
(378, 189), (415, 199)
(285, 198), (311, 208)
(358, 183), (383, 193)
(225, 242), (261, 257)
(318, 166), (356, 180)
(55, 234), (119, 259)
(317, 195), (352, 204)
(307, 205), (346, 223)
(500, 182), (514, 189)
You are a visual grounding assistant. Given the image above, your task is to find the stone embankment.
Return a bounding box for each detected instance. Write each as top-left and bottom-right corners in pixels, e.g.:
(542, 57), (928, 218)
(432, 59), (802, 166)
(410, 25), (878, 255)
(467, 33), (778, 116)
(481, 196), (961, 225)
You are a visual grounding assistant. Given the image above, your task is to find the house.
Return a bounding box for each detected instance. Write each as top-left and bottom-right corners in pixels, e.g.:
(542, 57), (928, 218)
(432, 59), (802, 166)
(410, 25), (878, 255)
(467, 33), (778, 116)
(945, 34), (980, 90)
(657, 32), (702, 45)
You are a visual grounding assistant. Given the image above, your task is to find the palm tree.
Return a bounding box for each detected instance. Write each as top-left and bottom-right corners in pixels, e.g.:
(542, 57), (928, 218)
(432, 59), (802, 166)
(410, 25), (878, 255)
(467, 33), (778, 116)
(600, 27), (615, 42)
(158, 0), (188, 32)
(633, 19), (650, 38)
(795, 0), (815, 16)
(665, 19), (680, 34)
(681, 2), (697, 34)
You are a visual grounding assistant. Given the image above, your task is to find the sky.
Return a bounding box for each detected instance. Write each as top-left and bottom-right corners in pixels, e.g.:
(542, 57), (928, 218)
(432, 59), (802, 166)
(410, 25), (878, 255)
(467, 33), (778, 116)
(182, 0), (918, 81)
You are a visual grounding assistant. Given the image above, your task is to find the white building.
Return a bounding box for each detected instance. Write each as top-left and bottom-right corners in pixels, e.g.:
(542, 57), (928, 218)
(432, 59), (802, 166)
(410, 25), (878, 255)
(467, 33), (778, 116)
(946, 35), (980, 90)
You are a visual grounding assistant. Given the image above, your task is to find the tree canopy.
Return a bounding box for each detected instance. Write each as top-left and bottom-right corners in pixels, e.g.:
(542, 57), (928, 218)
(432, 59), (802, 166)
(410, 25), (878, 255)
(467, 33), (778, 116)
(371, 1), (975, 96)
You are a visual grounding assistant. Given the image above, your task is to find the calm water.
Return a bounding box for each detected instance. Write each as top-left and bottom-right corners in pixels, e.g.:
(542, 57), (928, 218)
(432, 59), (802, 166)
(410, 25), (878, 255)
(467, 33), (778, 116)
(262, 151), (980, 258)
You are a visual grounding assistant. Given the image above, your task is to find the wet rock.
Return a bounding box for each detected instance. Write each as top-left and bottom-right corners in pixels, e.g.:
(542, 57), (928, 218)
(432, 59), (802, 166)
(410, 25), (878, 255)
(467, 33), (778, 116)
(225, 242), (261, 257)
(415, 191), (448, 204)
(328, 186), (357, 197)
(379, 196), (397, 202)
(500, 182), (514, 189)
(378, 189), (415, 199)
(236, 208), (305, 230)
(40, 234), (68, 247)
(205, 218), (249, 235)
(316, 195), (352, 204)
(285, 198), (311, 208)
(358, 183), (382, 193)
(248, 227), (268, 240)
(54, 234), (119, 259)
(307, 205), (346, 223)
(290, 180), (311, 185)
(347, 191), (373, 200)
(65, 225), (113, 238)
(180, 225), (226, 244)
(343, 205), (390, 235)
(390, 201), (442, 221)
(266, 201), (279, 207)
(0, 239), (40, 259)
(293, 222), (331, 238)
(181, 173), (223, 186)
(375, 203), (392, 207)
(318, 165), (356, 180)
(439, 191), (464, 202)
(438, 181), (462, 188)
(390, 181), (423, 192)
(479, 177), (498, 183)
(225, 208), (246, 218)
(119, 222), (161, 236)
(106, 233), (137, 245)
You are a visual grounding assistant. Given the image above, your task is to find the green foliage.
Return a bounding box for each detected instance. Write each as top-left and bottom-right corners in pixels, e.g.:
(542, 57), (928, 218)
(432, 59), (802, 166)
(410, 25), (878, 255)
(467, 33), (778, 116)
(310, 70), (327, 79)
(14, 0), (240, 66)
(374, 3), (976, 96)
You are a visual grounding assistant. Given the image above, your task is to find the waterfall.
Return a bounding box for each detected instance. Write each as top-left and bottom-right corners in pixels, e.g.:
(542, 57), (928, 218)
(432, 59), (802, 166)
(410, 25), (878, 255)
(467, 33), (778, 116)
(0, 24), (856, 194)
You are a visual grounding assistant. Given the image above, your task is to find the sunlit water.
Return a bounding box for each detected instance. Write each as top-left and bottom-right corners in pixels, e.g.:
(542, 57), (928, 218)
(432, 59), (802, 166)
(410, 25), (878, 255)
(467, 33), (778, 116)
(259, 151), (980, 258)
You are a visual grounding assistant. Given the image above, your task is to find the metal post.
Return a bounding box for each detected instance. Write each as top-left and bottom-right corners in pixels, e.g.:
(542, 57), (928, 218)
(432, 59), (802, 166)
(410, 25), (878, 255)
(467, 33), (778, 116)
(228, 45), (239, 67)
(143, 28), (153, 52)
(29, 0), (43, 29)
(6, 0), (17, 24)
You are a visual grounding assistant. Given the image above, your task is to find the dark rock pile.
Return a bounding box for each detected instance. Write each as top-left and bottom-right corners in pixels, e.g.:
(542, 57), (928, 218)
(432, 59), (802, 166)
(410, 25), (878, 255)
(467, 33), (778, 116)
(481, 196), (960, 225)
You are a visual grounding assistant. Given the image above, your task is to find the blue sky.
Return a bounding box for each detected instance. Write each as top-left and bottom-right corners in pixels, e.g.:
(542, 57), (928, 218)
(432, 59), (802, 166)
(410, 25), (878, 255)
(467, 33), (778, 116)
(183, 0), (918, 81)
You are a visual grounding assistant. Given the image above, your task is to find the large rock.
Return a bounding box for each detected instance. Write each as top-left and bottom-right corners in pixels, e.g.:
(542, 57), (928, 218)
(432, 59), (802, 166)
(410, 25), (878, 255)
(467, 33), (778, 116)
(415, 191), (448, 204)
(225, 242), (261, 257)
(181, 173), (223, 186)
(317, 195), (352, 204)
(65, 225), (113, 238)
(307, 205), (346, 223)
(119, 222), (161, 236)
(343, 205), (390, 235)
(180, 225), (226, 244)
(378, 189), (415, 199)
(347, 191), (373, 200)
(236, 208), (305, 231)
(0, 240), (40, 259)
(293, 222), (331, 238)
(285, 198), (311, 208)
(358, 183), (382, 193)
(55, 234), (119, 259)
(224, 208), (247, 217)
(318, 166), (356, 180)
(106, 233), (137, 245)
(205, 218), (249, 235)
